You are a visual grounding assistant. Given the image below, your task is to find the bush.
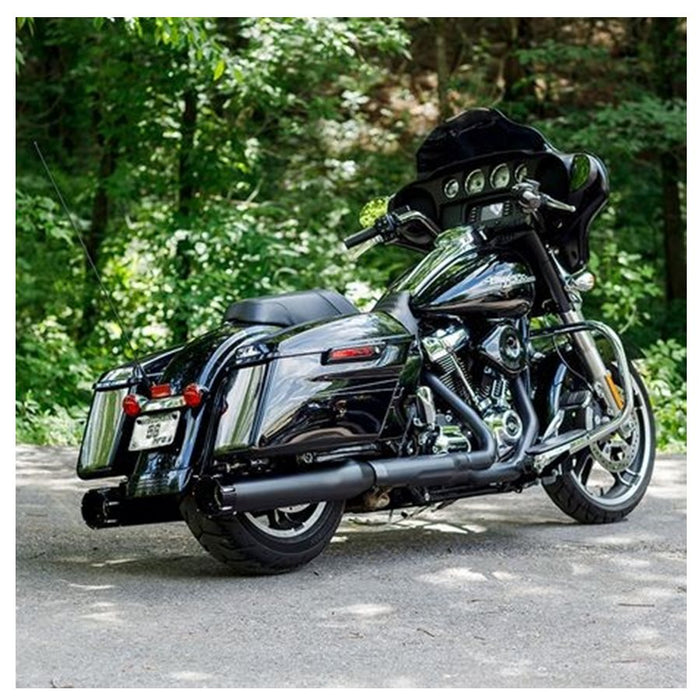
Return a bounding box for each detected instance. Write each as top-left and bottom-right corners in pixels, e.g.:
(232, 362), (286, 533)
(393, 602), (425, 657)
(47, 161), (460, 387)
(635, 339), (687, 452)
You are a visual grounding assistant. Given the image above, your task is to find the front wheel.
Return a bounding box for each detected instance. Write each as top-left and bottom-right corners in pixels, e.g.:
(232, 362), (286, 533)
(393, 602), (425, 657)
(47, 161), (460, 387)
(180, 496), (344, 575)
(543, 363), (655, 524)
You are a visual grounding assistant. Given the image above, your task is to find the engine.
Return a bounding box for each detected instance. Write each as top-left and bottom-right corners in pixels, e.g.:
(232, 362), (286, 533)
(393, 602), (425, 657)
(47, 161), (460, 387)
(415, 323), (525, 458)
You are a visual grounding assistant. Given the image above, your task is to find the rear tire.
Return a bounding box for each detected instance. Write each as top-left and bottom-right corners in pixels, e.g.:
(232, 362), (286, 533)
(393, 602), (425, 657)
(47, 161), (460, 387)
(543, 364), (655, 524)
(180, 495), (344, 575)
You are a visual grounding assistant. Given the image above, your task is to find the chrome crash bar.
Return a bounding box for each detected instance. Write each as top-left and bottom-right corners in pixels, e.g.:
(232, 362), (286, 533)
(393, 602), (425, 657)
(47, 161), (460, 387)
(529, 320), (635, 471)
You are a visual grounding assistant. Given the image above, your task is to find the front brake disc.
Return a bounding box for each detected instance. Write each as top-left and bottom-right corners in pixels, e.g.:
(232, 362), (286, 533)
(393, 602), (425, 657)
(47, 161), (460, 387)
(590, 410), (641, 473)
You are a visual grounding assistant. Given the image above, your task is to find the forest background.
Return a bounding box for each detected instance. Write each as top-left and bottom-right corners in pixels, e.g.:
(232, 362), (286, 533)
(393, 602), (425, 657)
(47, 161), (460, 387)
(15, 17), (686, 451)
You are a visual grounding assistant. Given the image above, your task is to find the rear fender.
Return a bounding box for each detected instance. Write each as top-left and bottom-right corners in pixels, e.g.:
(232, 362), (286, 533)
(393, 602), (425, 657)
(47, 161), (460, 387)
(125, 324), (275, 497)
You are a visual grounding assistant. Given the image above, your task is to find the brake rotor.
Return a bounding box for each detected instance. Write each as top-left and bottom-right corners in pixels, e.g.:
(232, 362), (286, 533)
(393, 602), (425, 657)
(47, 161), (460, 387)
(588, 405), (641, 473)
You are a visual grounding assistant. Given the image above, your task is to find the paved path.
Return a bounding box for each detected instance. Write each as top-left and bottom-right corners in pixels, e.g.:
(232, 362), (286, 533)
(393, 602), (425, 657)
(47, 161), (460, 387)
(16, 446), (686, 688)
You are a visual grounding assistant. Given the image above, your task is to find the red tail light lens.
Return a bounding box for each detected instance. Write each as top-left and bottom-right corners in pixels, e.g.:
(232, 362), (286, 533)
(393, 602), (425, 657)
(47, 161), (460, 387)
(150, 383), (172, 399)
(122, 394), (143, 417)
(183, 383), (204, 408)
(326, 345), (383, 363)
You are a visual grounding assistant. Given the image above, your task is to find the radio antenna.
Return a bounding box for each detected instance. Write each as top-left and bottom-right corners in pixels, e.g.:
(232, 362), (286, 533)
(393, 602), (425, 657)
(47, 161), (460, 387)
(33, 142), (149, 384)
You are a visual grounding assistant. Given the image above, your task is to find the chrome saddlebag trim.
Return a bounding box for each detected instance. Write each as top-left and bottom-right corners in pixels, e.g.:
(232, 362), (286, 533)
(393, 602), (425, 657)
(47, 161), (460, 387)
(78, 366), (136, 477)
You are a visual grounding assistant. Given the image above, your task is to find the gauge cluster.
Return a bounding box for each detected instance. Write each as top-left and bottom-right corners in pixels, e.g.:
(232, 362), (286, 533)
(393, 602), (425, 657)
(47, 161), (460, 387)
(442, 159), (531, 201)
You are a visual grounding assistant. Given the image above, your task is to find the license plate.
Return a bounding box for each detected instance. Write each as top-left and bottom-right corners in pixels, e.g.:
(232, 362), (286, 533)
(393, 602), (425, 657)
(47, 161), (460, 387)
(128, 411), (180, 451)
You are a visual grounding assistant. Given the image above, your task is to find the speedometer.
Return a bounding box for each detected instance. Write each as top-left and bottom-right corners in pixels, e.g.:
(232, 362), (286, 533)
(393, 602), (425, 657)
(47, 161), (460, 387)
(490, 163), (510, 189)
(465, 169), (485, 194)
(514, 163), (528, 183)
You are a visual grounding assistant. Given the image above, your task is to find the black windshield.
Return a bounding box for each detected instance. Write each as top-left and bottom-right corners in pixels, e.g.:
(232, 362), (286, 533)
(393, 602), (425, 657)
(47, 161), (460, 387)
(416, 109), (551, 177)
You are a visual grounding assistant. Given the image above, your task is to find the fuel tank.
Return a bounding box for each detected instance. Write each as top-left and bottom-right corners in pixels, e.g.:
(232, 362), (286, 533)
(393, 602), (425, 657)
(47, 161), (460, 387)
(391, 227), (535, 318)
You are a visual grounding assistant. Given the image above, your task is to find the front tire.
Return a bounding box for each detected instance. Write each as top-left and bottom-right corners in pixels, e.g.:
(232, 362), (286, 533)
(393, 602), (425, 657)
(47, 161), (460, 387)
(543, 364), (655, 524)
(180, 496), (344, 575)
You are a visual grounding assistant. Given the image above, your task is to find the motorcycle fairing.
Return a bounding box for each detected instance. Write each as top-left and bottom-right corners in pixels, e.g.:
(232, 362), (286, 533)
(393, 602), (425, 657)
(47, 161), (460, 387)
(415, 108), (550, 177)
(391, 109), (609, 272)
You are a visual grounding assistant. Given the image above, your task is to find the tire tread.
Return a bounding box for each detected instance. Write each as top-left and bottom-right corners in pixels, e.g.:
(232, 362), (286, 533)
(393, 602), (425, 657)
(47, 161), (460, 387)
(180, 496), (343, 575)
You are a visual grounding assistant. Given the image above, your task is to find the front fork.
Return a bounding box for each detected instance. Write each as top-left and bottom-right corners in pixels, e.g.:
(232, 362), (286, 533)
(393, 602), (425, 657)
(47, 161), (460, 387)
(561, 308), (625, 417)
(526, 227), (625, 419)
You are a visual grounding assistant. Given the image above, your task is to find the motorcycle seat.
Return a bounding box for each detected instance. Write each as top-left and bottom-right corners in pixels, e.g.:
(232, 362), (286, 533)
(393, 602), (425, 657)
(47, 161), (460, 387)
(223, 289), (358, 328)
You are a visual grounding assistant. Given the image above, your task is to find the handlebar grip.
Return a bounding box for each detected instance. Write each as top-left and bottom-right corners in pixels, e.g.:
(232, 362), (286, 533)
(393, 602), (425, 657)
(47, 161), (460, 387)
(344, 226), (379, 249)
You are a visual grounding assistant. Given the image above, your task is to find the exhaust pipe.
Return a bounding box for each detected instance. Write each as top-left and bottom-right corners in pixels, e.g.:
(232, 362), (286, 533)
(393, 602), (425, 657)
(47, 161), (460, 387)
(81, 487), (182, 529)
(195, 462), (376, 516)
(196, 373), (539, 516)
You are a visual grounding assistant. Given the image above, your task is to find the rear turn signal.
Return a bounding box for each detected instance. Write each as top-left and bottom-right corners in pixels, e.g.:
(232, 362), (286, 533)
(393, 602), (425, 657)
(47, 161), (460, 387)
(183, 383), (204, 408)
(326, 345), (383, 363)
(122, 394), (144, 417)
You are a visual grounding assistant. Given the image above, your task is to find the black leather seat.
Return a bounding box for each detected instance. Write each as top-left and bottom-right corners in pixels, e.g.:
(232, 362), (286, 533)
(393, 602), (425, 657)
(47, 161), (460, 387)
(224, 289), (358, 328)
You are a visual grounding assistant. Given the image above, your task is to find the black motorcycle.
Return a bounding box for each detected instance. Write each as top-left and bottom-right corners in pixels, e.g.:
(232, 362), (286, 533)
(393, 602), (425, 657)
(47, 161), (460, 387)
(77, 108), (655, 574)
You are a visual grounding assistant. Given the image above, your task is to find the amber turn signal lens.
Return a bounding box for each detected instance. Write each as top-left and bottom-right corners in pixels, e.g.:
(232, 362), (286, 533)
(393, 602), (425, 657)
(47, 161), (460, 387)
(604, 373), (625, 411)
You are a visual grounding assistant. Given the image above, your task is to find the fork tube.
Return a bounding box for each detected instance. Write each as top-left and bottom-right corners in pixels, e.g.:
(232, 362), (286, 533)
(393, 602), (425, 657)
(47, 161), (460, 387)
(561, 309), (622, 416)
(524, 229), (621, 416)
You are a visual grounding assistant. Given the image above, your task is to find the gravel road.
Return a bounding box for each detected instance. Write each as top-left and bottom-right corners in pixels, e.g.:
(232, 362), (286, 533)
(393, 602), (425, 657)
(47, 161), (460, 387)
(16, 445), (686, 688)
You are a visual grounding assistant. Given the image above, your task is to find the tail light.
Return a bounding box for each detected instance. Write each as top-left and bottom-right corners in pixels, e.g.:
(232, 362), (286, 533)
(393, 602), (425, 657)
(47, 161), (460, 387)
(326, 344), (383, 363)
(150, 383), (172, 399)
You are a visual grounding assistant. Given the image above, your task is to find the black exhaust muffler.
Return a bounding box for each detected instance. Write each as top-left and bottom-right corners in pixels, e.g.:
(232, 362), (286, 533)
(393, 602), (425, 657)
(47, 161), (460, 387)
(194, 461), (377, 516)
(81, 487), (182, 529)
(195, 372), (540, 516)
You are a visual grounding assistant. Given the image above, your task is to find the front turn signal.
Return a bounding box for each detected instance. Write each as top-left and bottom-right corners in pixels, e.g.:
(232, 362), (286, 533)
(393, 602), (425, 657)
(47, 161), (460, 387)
(570, 272), (596, 293)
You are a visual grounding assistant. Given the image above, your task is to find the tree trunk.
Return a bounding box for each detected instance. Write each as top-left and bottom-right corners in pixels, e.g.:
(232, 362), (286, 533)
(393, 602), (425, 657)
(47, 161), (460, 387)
(435, 19), (450, 121)
(650, 18), (686, 302)
(501, 18), (538, 115)
(79, 129), (117, 343)
(660, 151), (685, 302)
(172, 87), (198, 344)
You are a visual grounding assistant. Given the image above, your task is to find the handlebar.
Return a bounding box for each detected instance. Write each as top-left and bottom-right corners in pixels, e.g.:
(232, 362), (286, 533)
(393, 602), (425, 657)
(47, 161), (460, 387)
(344, 209), (441, 250)
(343, 226), (382, 249)
(512, 180), (576, 214)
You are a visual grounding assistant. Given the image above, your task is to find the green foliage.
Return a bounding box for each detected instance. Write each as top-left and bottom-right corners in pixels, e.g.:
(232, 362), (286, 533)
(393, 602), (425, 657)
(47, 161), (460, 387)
(574, 96), (686, 158)
(635, 339), (686, 452)
(517, 39), (607, 65)
(15, 17), (685, 452)
(16, 400), (87, 446)
(16, 317), (93, 445)
(587, 239), (662, 335)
